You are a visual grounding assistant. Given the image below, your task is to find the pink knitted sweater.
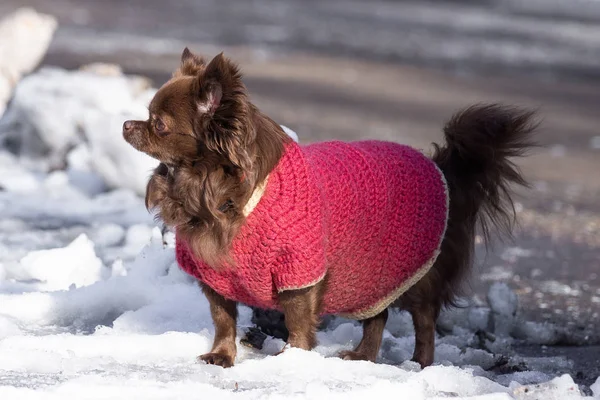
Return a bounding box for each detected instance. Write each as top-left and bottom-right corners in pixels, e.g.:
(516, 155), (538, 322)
(176, 141), (448, 319)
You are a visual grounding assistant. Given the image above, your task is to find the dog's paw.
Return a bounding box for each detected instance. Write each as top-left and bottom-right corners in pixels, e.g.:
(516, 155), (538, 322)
(240, 327), (267, 350)
(198, 352), (235, 368)
(338, 350), (372, 362)
(411, 355), (433, 369)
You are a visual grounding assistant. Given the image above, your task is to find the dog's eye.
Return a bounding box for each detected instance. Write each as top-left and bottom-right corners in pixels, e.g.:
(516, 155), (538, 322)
(154, 119), (166, 133)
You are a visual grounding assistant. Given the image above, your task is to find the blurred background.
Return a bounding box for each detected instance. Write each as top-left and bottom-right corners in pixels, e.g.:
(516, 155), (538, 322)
(0, 0), (599, 385)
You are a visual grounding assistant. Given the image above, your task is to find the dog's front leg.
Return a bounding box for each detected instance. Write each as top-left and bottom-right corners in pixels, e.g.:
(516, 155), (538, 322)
(277, 284), (323, 351)
(198, 283), (238, 368)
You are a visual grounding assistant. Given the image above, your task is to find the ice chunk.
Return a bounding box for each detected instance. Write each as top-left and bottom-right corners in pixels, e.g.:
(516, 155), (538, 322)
(591, 376), (600, 398)
(0, 66), (158, 195)
(512, 374), (584, 399)
(512, 321), (563, 345)
(498, 371), (551, 386)
(488, 282), (518, 336)
(468, 307), (491, 331)
(10, 234), (104, 291)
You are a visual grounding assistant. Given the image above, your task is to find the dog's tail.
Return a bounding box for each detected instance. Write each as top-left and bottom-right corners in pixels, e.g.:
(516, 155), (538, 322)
(431, 104), (538, 305)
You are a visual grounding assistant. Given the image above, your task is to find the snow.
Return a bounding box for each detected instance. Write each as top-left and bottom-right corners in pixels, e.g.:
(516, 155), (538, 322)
(592, 377), (600, 398)
(501, 247), (534, 263)
(0, 65), (158, 195)
(0, 151), (40, 192)
(487, 283), (518, 336)
(0, 8), (57, 117)
(481, 266), (514, 282)
(488, 283), (519, 317)
(0, 67), (595, 399)
(539, 281), (582, 297)
(0, 182), (594, 398)
(8, 234), (104, 291)
(281, 124), (300, 142)
(511, 374), (587, 399)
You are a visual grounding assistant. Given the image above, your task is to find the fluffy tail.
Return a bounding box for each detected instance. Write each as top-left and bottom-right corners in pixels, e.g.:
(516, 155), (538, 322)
(431, 104), (538, 305)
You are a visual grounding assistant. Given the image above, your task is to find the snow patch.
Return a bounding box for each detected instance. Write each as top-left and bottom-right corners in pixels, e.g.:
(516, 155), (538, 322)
(501, 247), (534, 263)
(0, 151), (40, 192)
(0, 315), (21, 339)
(591, 376), (600, 398)
(539, 281), (582, 297)
(488, 283), (519, 317)
(481, 266), (514, 282)
(0, 8), (57, 117)
(0, 66), (158, 195)
(281, 124), (299, 142)
(5, 234), (104, 291)
(512, 374), (585, 399)
(0, 229), (596, 398)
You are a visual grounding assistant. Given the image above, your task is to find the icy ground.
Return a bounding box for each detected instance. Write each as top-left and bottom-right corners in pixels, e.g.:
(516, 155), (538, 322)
(0, 68), (598, 399)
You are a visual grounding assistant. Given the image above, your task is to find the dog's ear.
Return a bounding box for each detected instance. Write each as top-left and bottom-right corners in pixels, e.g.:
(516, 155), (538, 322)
(195, 53), (252, 171)
(196, 52), (241, 116)
(181, 47), (195, 63)
(173, 47), (205, 77)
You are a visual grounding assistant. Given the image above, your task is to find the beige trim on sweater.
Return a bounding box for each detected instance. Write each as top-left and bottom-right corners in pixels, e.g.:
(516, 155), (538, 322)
(243, 175), (269, 217)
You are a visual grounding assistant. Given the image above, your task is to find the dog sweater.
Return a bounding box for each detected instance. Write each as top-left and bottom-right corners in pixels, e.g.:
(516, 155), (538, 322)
(176, 140), (448, 319)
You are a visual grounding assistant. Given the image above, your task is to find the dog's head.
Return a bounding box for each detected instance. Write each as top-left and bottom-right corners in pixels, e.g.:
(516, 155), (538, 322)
(123, 48), (254, 172)
(122, 48), (289, 267)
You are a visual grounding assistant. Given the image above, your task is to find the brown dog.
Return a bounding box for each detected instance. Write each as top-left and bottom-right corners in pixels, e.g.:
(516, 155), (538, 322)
(123, 48), (536, 369)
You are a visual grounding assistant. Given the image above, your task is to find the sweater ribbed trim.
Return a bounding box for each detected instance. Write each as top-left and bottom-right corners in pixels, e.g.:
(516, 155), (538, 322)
(275, 271), (327, 293)
(242, 175), (269, 217)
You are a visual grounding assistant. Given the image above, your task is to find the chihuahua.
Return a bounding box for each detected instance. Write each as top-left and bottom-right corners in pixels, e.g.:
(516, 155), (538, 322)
(123, 48), (536, 368)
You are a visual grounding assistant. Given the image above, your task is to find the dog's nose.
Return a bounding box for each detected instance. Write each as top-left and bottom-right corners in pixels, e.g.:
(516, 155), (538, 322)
(123, 120), (134, 132)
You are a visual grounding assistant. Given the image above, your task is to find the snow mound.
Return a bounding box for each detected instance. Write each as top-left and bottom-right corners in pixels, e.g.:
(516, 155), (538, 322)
(4, 234), (104, 291)
(488, 282), (519, 336)
(0, 8), (57, 117)
(0, 150), (40, 192)
(0, 66), (158, 195)
(0, 224), (596, 398)
(512, 374), (586, 399)
(592, 377), (600, 398)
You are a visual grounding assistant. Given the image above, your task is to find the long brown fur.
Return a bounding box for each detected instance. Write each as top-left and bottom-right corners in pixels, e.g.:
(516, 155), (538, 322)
(123, 49), (538, 368)
(124, 49), (289, 267)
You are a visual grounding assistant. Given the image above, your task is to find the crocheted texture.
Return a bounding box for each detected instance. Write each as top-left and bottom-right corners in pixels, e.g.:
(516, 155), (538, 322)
(176, 140), (449, 319)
